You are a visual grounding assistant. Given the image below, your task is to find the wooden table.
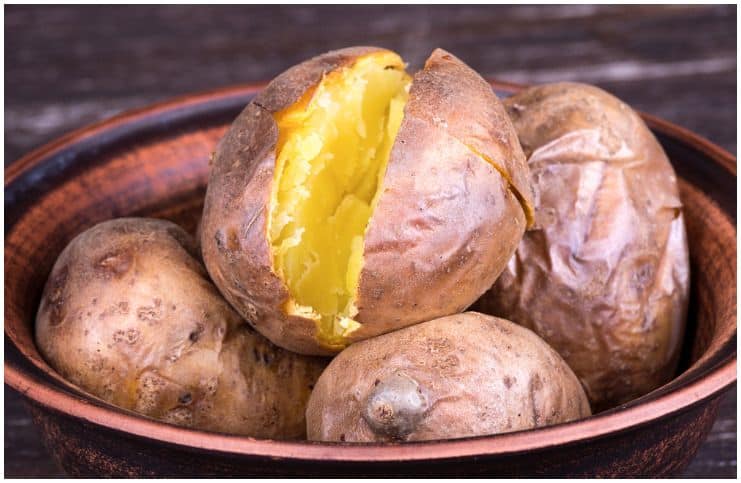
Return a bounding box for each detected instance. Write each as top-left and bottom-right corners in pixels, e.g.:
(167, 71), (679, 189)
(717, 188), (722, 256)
(5, 5), (736, 477)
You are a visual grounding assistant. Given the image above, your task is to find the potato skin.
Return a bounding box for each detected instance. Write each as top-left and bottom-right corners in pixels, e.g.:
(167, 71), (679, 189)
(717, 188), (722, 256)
(350, 49), (532, 342)
(35, 218), (327, 439)
(201, 46), (532, 355)
(473, 83), (690, 411)
(306, 312), (590, 442)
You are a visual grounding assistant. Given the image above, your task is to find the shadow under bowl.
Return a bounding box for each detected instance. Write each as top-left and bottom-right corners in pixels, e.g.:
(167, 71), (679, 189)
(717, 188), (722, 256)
(4, 81), (737, 477)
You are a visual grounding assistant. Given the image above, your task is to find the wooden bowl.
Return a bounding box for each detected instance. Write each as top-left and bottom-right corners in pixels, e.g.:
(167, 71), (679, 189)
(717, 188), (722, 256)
(5, 81), (736, 477)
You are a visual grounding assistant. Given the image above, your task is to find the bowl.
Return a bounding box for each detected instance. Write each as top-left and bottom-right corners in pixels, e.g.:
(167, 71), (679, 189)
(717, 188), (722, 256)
(5, 80), (736, 477)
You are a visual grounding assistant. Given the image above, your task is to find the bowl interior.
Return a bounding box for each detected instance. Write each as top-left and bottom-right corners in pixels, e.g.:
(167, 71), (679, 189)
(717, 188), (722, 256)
(4, 83), (736, 448)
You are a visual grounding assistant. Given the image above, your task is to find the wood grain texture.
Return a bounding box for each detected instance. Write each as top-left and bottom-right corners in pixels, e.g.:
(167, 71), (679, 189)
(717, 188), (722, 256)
(4, 4), (736, 478)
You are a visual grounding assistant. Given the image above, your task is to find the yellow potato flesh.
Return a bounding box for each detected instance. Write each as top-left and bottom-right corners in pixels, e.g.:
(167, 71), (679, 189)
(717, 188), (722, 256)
(269, 52), (410, 348)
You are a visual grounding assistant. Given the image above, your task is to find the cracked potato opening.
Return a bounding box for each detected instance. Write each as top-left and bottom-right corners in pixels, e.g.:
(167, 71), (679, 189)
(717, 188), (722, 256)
(269, 51), (410, 347)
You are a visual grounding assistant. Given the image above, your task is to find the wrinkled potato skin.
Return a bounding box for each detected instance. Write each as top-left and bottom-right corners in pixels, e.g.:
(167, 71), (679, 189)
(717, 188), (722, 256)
(35, 218), (327, 439)
(201, 46), (531, 355)
(306, 312), (591, 442)
(474, 83), (690, 411)
(350, 49), (531, 342)
(399, 49), (534, 224)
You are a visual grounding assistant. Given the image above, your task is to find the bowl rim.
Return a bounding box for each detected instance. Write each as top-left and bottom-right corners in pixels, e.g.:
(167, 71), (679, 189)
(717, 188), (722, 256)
(5, 80), (737, 462)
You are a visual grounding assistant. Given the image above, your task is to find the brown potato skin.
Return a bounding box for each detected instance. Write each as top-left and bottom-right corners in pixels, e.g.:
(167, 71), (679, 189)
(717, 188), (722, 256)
(35, 218), (327, 439)
(201, 46), (531, 355)
(306, 312), (591, 442)
(401, 49), (534, 224)
(473, 83), (690, 411)
(350, 49), (531, 342)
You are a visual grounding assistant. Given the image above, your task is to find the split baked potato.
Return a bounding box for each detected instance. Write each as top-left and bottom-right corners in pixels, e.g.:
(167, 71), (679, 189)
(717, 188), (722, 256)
(201, 46), (534, 355)
(35, 218), (327, 439)
(474, 83), (690, 410)
(306, 312), (591, 442)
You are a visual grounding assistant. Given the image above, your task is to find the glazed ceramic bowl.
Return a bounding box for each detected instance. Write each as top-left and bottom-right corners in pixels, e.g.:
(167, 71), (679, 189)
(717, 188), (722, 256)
(5, 81), (736, 477)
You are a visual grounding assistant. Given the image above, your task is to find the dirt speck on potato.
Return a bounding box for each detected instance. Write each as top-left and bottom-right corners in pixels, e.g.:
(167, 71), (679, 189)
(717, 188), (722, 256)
(178, 392), (193, 405)
(164, 407), (194, 426)
(137, 299), (163, 324)
(189, 323), (205, 342)
(113, 329), (139, 345)
(503, 376), (515, 389)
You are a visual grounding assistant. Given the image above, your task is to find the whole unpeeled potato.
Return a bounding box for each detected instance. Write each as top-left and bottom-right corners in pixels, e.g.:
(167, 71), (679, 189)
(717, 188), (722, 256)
(306, 312), (590, 442)
(36, 218), (327, 439)
(474, 82), (690, 411)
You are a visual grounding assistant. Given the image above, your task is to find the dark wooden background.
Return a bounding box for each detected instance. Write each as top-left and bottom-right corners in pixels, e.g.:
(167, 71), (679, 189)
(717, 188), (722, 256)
(4, 4), (736, 477)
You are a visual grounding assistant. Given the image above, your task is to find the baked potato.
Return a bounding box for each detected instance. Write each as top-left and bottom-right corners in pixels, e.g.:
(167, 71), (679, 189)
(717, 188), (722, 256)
(201, 46), (534, 356)
(306, 312), (591, 442)
(35, 218), (327, 439)
(473, 82), (690, 411)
